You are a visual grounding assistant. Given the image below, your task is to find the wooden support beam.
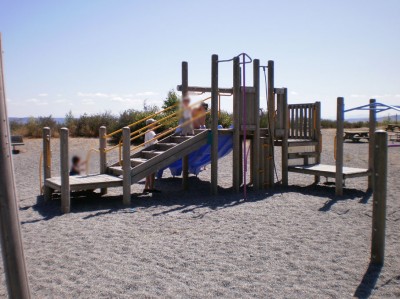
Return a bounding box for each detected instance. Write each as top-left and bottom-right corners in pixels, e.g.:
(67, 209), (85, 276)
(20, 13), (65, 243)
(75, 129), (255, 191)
(211, 54), (219, 195)
(181, 61), (189, 190)
(99, 126), (107, 195)
(43, 127), (52, 200)
(371, 130), (388, 265)
(368, 99), (376, 190)
(252, 59), (260, 190)
(0, 33), (31, 298)
(314, 101), (321, 183)
(122, 127), (131, 205)
(281, 89), (289, 186)
(335, 97), (344, 196)
(267, 60), (275, 187)
(60, 128), (70, 213)
(176, 85), (233, 94)
(232, 56), (241, 192)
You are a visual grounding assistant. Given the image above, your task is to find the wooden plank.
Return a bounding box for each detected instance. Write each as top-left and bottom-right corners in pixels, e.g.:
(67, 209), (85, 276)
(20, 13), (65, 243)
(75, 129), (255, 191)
(45, 174), (123, 191)
(252, 59), (260, 190)
(267, 60), (275, 188)
(60, 128), (70, 213)
(232, 56), (241, 193)
(182, 61), (189, 191)
(43, 127), (52, 200)
(288, 164), (369, 179)
(368, 99), (376, 190)
(336, 98), (344, 195)
(314, 102), (321, 183)
(176, 85), (233, 94)
(122, 127), (131, 205)
(281, 89), (289, 186)
(0, 33), (32, 298)
(211, 54), (219, 195)
(99, 126), (107, 195)
(371, 130), (388, 265)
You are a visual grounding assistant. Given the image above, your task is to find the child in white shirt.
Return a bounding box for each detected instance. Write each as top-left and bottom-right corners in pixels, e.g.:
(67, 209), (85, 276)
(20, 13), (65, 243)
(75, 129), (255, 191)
(144, 118), (160, 193)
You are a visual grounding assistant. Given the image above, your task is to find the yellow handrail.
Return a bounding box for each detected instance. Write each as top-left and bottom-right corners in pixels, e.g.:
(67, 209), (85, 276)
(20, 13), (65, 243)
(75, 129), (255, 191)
(118, 110), (212, 165)
(104, 102), (180, 138)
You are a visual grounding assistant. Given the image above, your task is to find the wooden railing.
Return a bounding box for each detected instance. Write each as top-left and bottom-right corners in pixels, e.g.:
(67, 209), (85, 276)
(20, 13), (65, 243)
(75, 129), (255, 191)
(287, 103), (318, 139)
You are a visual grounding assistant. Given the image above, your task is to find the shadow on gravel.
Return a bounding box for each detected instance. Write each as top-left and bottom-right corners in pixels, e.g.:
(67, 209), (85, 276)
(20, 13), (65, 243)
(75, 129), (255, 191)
(272, 183), (372, 212)
(22, 177), (373, 222)
(354, 262), (382, 298)
(20, 192), (138, 224)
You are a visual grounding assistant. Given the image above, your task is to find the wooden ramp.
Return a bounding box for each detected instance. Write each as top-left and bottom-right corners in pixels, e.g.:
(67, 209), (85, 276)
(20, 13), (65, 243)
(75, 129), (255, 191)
(45, 174), (123, 191)
(288, 164), (370, 179)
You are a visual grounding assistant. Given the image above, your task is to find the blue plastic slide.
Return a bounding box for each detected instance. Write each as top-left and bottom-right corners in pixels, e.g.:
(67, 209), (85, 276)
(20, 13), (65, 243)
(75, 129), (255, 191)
(157, 130), (233, 178)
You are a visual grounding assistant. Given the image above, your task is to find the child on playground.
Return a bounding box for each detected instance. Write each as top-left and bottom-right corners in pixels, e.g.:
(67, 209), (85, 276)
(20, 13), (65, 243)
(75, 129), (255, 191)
(143, 118), (160, 193)
(69, 156), (86, 176)
(192, 102), (208, 129)
(179, 96), (194, 135)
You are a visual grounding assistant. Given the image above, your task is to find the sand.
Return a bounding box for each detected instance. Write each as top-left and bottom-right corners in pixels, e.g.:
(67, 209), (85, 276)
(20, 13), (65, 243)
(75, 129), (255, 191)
(0, 129), (399, 298)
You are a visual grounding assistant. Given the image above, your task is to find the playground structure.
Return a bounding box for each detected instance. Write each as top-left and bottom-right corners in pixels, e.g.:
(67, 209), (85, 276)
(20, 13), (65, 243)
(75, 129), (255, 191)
(41, 53), (400, 211)
(0, 31), (394, 297)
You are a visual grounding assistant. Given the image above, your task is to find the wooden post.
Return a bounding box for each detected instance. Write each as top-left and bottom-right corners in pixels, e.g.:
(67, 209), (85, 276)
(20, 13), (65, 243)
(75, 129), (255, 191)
(232, 56), (241, 192)
(281, 88), (289, 186)
(371, 130), (388, 265)
(335, 97), (344, 196)
(253, 59), (260, 190)
(267, 60), (275, 187)
(368, 99), (376, 190)
(0, 32), (31, 299)
(43, 127), (52, 200)
(122, 127), (131, 205)
(181, 61), (189, 190)
(60, 128), (70, 213)
(99, 126), (107, 195)
(211, 54), (219, 195)
(314, 101), (321, 183)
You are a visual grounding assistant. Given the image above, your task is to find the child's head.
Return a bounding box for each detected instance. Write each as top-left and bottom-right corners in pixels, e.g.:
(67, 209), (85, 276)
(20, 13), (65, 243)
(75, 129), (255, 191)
(72, 156), (80, 165)
(182, 96), (191, 107)
(146, 118), (156, 128)
(200, 102), (208, 112)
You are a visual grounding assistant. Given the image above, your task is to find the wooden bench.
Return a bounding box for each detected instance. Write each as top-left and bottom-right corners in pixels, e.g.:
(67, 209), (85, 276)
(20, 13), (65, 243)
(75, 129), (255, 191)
(11, 135), (24, 154)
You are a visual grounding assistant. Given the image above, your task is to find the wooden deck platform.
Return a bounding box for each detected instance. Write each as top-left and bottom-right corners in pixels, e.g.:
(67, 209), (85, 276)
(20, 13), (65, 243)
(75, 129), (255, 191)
(45, 174), (123, 191)
(288, 164), (370, 179)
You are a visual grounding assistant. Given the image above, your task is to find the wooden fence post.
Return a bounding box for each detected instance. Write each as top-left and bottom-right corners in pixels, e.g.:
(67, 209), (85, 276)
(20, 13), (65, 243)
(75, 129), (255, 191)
(99, 126), (107, 195)
(122, 127), (131, 205)
(253, 59), (260, 190)
(335, 97), (344, 196)
(281, 88), (289, 186)
(267, 60), (275, 188)
(232, 56), (241, 192)
(43, 127), (52, 200)
(368, 99), (376, 190)
(60, 128), (70, 213)
(371, 130), (388, 265)
(211, 54), (219, 195)
(181, 61), (189, 190)
(314, 101), (321, 183)
(0, 32), (31, 299)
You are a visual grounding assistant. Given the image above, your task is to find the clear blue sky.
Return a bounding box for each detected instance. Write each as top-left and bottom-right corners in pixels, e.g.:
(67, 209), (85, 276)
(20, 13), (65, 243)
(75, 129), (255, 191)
(1, 0), (399, 119)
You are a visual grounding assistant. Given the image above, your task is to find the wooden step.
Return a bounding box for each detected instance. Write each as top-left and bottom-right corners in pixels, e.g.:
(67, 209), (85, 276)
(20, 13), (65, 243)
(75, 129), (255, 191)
(156, 143), (178, 151)
(171, 135), (193, 143)
(107, 166), (123, 176)
(141, 150), (165, 159)
(131, 158), (148, 167)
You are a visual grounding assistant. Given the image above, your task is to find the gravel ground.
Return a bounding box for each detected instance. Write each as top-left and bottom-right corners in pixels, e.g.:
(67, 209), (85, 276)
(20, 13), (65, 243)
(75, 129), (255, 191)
(0, 129), (399, 298)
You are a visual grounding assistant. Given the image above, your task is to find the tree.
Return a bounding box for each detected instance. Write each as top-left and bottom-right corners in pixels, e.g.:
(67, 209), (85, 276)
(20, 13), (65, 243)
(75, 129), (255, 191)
(162, 89), (180, 111)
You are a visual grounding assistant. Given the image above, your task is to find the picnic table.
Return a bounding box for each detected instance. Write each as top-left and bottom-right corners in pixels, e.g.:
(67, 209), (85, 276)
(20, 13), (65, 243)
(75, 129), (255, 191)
(386, 124), (400, 132)
(11, 135), (24, 154)
(344, 131), (369, 142)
